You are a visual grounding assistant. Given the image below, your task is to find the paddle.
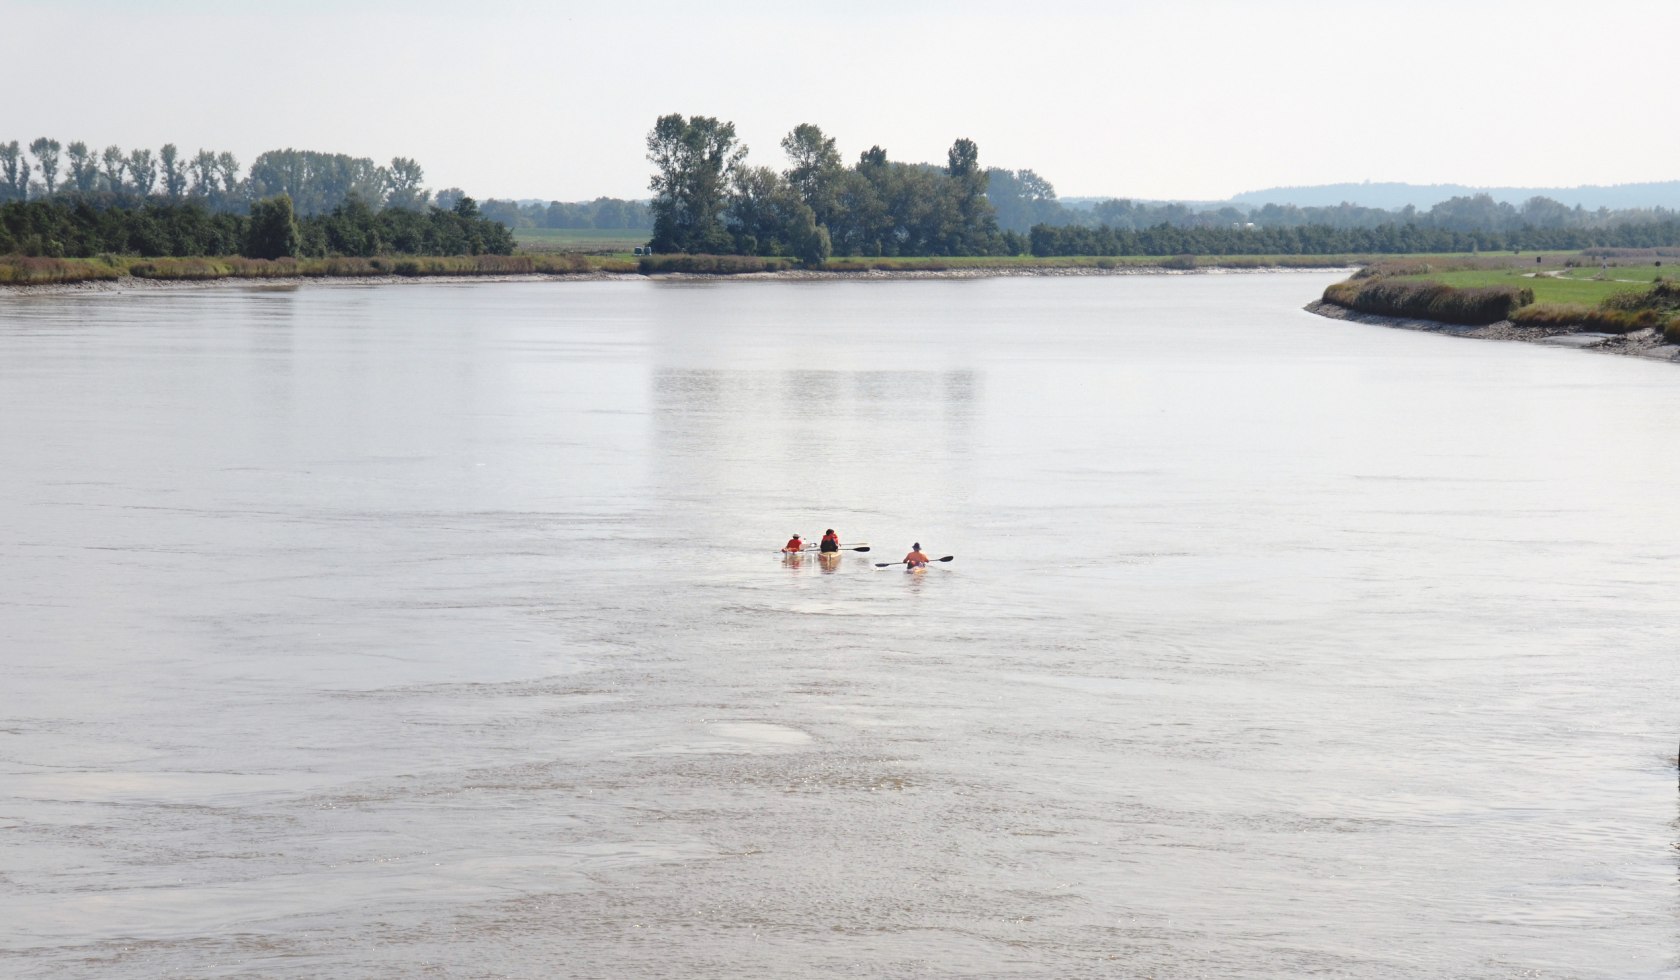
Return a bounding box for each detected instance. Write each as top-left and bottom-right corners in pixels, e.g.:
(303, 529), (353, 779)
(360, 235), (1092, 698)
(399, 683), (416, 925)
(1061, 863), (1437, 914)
(875, 556), (955, 567)
(806, 546), (871, 553)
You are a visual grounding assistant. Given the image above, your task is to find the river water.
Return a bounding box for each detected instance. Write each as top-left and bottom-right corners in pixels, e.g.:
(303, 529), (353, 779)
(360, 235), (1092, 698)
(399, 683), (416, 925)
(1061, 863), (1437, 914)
(3, 274), (1678, 978)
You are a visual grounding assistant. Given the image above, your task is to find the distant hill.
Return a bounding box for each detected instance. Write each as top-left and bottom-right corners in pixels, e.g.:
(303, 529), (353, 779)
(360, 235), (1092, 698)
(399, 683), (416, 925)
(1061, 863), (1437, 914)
(1060, 196), (1233, 211)
(1229, 181), (1680, 211)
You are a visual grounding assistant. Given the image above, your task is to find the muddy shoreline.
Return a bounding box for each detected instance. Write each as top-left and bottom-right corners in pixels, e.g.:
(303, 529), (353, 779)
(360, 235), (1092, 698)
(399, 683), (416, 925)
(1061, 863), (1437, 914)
(1305, 299), (1680, 363)
(0, 264), (1348, 297)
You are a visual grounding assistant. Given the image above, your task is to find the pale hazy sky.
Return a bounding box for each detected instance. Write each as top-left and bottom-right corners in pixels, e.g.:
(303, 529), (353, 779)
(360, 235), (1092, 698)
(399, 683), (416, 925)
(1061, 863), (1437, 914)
(8, 0), (1677, 202)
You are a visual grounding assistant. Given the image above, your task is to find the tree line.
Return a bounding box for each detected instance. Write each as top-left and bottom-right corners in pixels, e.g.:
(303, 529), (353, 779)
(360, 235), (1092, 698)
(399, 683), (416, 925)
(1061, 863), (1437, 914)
(0, 138), (451, 216)
(0, 194), (514, 260)
(985, 172), (1680, 237)
(643, 113), (1680, 261)
(645, 115), (1004, 261)
(11, 126), (1680, 262)
(1025, 219), (1680, 257)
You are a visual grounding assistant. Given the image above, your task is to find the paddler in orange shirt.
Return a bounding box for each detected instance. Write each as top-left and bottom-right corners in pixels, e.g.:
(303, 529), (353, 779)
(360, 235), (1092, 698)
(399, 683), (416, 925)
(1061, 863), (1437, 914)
(904, 543), (931, 569)
(782, 534), (804, 554)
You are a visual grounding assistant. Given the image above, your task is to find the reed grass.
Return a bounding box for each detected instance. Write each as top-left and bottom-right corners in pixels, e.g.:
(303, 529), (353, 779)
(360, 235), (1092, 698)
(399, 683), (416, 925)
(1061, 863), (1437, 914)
(1323, 277), (1533, 325)
(2, 252), (614, 285)
(637, 254), (796, 274)
(1508, 303), (1665, 333)
(0, 255), (124, 284)
(1512, 280), (1680, 334)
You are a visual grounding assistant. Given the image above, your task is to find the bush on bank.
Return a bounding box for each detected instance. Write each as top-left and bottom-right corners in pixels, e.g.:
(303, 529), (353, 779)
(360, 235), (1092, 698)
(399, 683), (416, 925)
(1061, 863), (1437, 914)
(1508, 303), (1664, 334)
(636, 254), (795, 274)
(1323, 277), (1533, 325)
(1511, 280), (1680, 336)
(1512, 277), (1680, 336)
(0, 255), (123, 283)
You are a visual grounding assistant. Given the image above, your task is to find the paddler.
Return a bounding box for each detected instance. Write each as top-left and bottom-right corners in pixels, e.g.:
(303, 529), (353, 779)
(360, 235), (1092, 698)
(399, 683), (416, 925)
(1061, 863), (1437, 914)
(819, 529), (841, 554)
(783, 534), (804, 554)
(904, 543), (930, 569)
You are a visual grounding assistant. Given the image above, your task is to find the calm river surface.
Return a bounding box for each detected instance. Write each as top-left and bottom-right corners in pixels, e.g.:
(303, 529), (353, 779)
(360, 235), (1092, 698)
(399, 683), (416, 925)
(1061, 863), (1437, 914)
(4, 274), (1679, 978)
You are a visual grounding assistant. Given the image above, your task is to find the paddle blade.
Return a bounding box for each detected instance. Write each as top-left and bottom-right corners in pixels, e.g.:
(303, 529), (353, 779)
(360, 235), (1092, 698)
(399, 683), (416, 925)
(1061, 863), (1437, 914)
(937, 555), (955, 562)
(852, 546), (871, 553)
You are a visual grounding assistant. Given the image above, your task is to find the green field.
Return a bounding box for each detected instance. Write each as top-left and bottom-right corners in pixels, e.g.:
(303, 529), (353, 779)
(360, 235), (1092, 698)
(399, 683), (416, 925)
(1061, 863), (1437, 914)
(1557, 263), (1675, 283)
(515, 228), (650, 254)
(1394, 266), (1666, 306)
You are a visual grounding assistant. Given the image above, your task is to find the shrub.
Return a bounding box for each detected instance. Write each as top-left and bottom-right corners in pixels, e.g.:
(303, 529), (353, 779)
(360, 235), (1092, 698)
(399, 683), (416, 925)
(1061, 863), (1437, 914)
(129, 258), (233, 280)
(1354, 261), (1432, 280)
(1510, 303), (1661, 333)
(637, 253), (794, 274)
(1644, 280), (1680, 306)
(244, 195), (302, 260)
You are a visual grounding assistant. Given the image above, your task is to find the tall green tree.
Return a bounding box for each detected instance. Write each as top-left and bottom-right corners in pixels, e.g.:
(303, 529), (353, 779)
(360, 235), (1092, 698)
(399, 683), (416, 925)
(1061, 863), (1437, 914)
(0, 141), (29, 201)
(244, 194), (302, 259)
(821, 147), (893, 256)
(985, 168), (1066, 234)
(944, 138), (998, 254)
(214, 152), (241, 195)
(780, 123), (844, 228)
(99, 145), (126, 192)
(248, 149), (388, 216)
(65, 141), (98, 193)
(725, 165), (829, 263)
(386, 156), (427, 210)
(29, 138), (60, 195)
(646, 113), (744, 253)
(188, 149), (217, 195)
(128, 148), (157, 196)
(160, 144), (187, 199)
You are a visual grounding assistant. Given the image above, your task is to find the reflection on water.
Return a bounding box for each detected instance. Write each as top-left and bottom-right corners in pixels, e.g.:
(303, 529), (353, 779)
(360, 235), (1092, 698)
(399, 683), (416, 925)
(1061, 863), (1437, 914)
(2, 276), (1679, 978)
(651, 367), (978, 552)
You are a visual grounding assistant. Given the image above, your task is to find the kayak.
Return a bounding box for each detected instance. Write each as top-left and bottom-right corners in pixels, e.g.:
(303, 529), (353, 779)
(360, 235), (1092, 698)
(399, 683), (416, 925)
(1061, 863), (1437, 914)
(905, 563), (928, 574)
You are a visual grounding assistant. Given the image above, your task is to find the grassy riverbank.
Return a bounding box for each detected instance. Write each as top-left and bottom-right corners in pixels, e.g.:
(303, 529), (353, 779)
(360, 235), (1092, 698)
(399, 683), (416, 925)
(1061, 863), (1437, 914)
(2, 250), (1361, 286)
(0, 253), (638, 286)
(9, 248), (1646, 294)
(1320, 256), (1680, 342)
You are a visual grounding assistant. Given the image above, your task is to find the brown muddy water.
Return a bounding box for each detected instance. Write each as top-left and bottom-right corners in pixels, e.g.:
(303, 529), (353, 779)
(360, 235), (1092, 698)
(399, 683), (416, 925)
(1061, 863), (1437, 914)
(3, 275), (1679, 978)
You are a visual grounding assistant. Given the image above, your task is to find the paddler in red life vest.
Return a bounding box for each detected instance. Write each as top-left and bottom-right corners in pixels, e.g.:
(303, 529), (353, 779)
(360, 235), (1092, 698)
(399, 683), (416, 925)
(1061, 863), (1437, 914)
(783, 534), (804, 554)
(819, 529), (841, 554)
(904, 543), (930, 568)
